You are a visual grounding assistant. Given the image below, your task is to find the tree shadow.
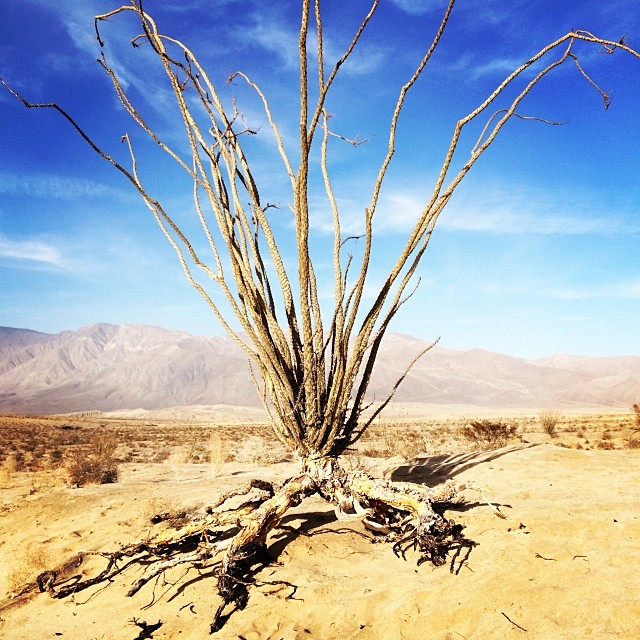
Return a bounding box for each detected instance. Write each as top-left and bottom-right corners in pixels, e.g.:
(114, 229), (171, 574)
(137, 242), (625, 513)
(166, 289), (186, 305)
(163, 509), (341, 602)
(390, 443), (539, 487)
(268, 510), (354, 561)
(128, 450), (539, 609)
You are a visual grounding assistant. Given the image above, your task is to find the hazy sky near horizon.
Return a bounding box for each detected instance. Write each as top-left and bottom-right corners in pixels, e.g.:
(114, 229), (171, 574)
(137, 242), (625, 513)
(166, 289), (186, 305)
(1, 0), (639, 359)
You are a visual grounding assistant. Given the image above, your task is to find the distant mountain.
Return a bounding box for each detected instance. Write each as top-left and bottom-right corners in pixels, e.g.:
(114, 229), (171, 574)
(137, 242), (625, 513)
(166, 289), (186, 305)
(0, 324), (638, 414)
(0, 324), (256, 413)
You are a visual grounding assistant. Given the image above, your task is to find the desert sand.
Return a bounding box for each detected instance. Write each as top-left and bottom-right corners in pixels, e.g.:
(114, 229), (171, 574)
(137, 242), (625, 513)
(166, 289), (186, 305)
(1, 412), (639, 639)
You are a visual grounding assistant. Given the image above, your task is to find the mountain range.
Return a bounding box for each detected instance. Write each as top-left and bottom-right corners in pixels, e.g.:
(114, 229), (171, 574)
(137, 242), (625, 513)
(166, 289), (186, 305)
(1, 323), (638, 414)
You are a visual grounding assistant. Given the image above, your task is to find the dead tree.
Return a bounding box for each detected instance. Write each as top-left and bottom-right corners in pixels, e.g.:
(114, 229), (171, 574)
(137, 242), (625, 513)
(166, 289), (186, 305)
(2, 0), (639, 632)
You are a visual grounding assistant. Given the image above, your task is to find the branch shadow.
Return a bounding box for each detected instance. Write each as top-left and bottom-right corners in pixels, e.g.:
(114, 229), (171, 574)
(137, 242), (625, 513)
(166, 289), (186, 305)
(163, 510), (340, 602)
(130, 449), (540, 608)
(268, 510), (347, 561)
(390, 443), (539, 487)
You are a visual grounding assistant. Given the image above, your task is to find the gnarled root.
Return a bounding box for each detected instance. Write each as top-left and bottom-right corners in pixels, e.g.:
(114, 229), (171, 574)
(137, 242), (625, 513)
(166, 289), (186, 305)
(306, 457), (473, 568)
(34, 457), (475, 634)
(211, 472), (316, 632)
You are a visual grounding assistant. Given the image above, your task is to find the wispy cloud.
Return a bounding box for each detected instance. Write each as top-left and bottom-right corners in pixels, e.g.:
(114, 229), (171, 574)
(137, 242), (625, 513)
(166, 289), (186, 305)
(310, 180), (638, 237)
(238, 11), (387, 76)
(446, 53), (529, 80)
(439, 184), (636, 235)
(440, 208), (624, 235)
(0, 226), (162, 276)
(0, 170), (120, 201)
(240, 17), (300, 69)
(389, 0), (450, 16)
(22, 0), (177, 115)
(24, 0), (101, 59)
(0, 232), (64, 266)
(390, 0), (525, 24)
(550, 279), (640, 300)
(161, 0), (244, 13)
(335, 44), (388, 76)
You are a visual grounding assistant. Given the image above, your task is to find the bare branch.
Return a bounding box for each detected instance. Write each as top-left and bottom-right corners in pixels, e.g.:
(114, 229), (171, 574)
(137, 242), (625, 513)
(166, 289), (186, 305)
(5, 1), (640, 633)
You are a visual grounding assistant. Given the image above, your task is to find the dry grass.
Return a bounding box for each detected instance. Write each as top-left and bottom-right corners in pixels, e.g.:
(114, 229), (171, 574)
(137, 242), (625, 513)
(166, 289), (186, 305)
(209, 433), (227, 479)
(63, 432), (119, 487)
(6, 543), (51, 596)
(0, 408), (637, 498)
(458, 419), (519, 450)
(0, 455), (18, 488)
(355, 422), (432, 461)
(234, 435), (290, 465)
(539, 410), (562, 438)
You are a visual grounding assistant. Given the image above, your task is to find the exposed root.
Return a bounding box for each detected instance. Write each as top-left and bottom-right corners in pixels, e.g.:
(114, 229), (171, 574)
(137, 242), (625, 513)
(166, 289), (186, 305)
(32, 457), (475, 634)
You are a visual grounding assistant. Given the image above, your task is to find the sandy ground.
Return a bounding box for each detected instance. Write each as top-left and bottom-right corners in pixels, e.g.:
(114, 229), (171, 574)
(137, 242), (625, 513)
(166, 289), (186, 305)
(1, 439), (639, 640)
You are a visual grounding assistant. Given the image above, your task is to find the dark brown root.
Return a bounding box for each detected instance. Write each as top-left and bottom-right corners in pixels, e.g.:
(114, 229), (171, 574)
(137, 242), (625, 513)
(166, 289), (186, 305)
(29, 457), (474, 634)
(414, 517), (469, 567)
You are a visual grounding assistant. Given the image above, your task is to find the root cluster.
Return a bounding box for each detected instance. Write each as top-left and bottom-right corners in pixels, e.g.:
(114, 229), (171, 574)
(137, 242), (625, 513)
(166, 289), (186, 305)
(34, 458), (474, 633)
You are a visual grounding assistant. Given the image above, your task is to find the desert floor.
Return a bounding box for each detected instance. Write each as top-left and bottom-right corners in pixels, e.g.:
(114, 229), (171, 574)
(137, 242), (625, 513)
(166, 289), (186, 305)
(0, 407), (638, 639)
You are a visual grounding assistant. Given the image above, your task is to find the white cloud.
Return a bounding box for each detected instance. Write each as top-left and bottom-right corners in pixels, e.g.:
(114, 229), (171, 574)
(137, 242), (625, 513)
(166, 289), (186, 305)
(24, 0), (101, 57)
(310, 179), (638, 237)
(22, 0), (178, 115)
(238, 17), (300, 69)
(389, 0), (524, 24)
(448, 53), (529, 80)
(0, 170), (116, 201)
(440, 207), (620, 235)
(238, 11), (387, 76)
(439, 185), (634, 235)
(0, 233), (63, 266)
(550, 279), (640, 300)
(389, 0), (449, 16)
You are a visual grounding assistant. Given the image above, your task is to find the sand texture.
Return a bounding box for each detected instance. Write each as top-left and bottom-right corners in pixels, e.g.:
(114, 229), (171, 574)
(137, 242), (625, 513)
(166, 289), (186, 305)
(1, 437), (639, 639)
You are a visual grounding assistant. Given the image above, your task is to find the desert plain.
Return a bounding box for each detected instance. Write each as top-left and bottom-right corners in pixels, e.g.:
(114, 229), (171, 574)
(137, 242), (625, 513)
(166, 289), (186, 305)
(0, 405), (638, 639)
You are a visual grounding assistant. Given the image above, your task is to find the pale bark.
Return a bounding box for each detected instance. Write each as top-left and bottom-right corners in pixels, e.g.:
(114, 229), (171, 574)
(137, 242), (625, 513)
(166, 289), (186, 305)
(2, 0), (639, 633)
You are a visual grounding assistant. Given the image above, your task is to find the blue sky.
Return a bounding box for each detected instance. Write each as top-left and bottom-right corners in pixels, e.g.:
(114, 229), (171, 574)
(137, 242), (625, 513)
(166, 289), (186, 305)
(1, 0), (639, 358)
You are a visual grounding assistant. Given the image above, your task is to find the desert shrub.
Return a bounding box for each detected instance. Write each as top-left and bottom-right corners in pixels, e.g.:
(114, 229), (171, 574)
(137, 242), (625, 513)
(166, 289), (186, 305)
(388, 428), (428, 461)
(152, 447), (171, 463)
(64, 433), (119, 487)
(357, 423), (428, 460)
(93, 432), (118, 458)
(355, 425), (388, 458)
(358, 445), (387, 458)
(539, 410), (561, 438)
(0, 456), (17, 488)
(180, 438), (201, 463)
(12, 451), (25, 472)
(633, 404), (640, 430)
(209, 433), (228, 479)
(626, 436), (640, 449)
(3, 454), (19, 475)
(459, 419), (518, 450)
(597, 440), (614, 450)
(6, 544), (51, 596)
(234, 436), (287, 465)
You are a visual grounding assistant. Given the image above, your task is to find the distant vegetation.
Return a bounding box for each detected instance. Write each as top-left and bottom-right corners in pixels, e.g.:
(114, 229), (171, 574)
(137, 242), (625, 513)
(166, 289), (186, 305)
(539, 410), (562, 438)
(64, 432), (119, 487)
(458, 419), (519, 450)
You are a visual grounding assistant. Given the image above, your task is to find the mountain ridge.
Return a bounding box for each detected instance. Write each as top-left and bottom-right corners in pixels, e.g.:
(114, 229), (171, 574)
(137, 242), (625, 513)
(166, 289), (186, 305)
(1, 323), (638, 414)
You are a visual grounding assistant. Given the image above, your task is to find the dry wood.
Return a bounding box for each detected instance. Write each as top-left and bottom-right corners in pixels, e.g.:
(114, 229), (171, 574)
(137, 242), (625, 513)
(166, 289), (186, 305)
(2, 0), (639, 633)
(28, 457), (471, 632)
